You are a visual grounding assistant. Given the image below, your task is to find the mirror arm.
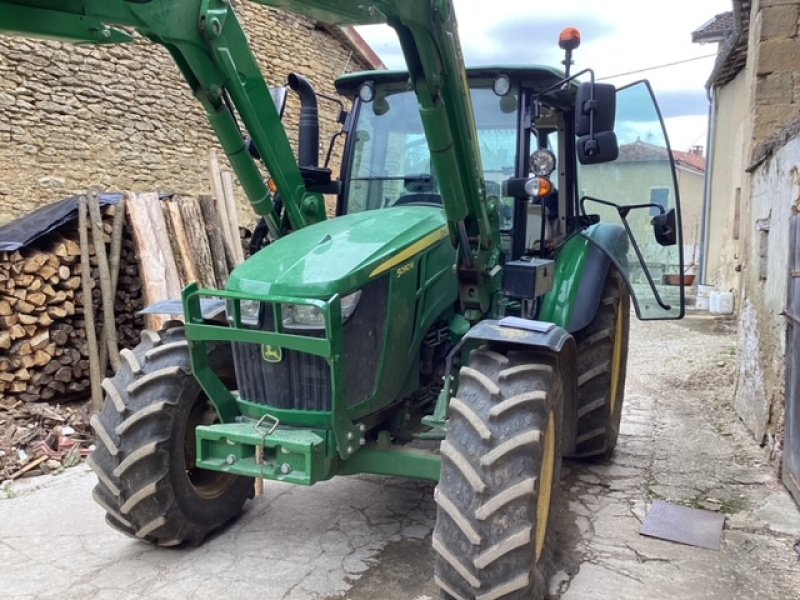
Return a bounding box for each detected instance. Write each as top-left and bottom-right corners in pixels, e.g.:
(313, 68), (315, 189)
(616, 213), (672, 311)
(533, 68), (595, 101)
(580, 195), (671, 310)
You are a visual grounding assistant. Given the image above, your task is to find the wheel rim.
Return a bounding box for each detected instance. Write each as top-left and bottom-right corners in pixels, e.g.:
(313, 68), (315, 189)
(185, 393), (237, 499)
(535, 409), (556, 562)
(609, 299), (625, 416)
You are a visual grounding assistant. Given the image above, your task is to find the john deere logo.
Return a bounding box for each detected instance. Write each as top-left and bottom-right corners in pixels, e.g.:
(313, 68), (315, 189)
(262, 344), (283, 363)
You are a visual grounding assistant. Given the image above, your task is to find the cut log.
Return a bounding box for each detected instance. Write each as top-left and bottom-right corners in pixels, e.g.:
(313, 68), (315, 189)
(30, 330), (50, 351)
(221, 170), (244, 264)
(177, 197), (217, 289)
(197, 194), (230, 287)
(21, 253), (48, 274)
(166, 198), (198, 284)
(125, 191), (180, 331)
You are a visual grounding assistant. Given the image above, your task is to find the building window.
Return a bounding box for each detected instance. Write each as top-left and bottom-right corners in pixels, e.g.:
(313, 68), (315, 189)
(650, 187), (669, 216)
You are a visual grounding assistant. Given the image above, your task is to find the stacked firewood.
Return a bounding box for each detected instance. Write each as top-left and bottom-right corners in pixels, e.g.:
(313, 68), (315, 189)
(1, 150), (249, 413)
(0, 206), (144, 405)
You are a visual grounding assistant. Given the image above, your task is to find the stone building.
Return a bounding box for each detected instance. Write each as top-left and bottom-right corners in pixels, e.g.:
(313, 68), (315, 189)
(693, 0), (800, 504)
(0, 4), (383, 225)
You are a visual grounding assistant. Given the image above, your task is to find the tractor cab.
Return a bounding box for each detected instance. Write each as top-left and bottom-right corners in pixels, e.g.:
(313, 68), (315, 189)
(334, 67), (685, 320)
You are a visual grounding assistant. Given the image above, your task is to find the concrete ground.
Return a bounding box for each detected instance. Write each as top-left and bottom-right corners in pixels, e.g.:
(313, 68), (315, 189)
(1, 314), (799, 599)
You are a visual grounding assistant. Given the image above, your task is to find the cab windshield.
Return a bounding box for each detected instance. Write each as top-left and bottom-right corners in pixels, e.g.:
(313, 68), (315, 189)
(345, 84), (517, 224)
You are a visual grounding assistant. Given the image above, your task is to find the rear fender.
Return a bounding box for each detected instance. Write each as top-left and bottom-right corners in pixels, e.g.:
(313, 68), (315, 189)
(538, 223), (628, 332)
(460, 320), (578, 455)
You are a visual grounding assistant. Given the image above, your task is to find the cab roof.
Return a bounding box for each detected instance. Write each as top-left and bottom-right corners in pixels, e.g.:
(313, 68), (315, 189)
(335, 65), (579, 109)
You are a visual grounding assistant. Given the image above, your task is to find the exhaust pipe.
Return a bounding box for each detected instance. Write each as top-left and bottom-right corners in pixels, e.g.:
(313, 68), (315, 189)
(287, 73), (320, 168)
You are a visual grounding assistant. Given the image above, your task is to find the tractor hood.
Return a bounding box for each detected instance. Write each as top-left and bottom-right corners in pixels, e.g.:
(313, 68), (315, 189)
(227, 206), (450, 298)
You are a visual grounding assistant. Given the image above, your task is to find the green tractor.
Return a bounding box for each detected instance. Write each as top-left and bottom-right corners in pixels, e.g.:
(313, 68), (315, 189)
(2, 1), (685, 597)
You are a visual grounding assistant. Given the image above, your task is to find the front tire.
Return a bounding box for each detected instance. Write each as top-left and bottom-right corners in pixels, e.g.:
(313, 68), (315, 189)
(568, 267), (630, 458)
(89, 326), (253, 546)
(433, 347), (563, 600)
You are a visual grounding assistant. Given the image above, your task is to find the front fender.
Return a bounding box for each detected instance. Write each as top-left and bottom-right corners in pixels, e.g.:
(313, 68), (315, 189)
(460, 319), (578, 455)
(538, 223), (628, 332)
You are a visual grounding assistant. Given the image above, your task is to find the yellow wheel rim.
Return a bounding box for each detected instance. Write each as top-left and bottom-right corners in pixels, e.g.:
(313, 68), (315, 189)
(535, 410), (556, 562)
(609, 300), (625, 416)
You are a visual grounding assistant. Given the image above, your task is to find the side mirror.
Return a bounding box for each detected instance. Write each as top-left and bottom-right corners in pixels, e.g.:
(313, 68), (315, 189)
(575, 82), (616, 135)
(575, 82), (619, 165)
(652, 208), (677, 246)
(577, 130), (618, 164)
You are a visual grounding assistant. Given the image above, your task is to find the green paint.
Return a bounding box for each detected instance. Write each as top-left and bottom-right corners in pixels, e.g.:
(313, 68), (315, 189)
(539, 224), (628, 330)
(538, 235), (592, 330)
(228, 206), (450, 297)
(336, 445), (441, 481)
(196, 423), (330, 485)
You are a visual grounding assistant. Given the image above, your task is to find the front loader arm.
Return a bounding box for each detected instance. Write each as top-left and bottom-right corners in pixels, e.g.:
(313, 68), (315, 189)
(2, 0), (495, 313)
(256, 1), (497, 315)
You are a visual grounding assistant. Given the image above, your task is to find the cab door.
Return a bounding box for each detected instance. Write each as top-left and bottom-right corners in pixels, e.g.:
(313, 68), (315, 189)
(579, 80), (685, 319)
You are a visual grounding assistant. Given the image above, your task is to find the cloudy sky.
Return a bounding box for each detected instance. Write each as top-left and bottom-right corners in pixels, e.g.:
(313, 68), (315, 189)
(356, 0), (733, 153)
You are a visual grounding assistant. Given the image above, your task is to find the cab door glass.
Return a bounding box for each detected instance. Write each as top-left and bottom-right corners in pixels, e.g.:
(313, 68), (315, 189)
(578, 80), (684, 319)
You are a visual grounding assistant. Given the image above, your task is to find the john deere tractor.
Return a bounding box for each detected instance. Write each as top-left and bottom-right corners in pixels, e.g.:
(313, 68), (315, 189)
(2, 1), (685, 597)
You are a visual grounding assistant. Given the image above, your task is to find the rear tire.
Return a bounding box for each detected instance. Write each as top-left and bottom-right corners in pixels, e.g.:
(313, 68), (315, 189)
(89, 326), (252, 546)
(568, 267), (630, 458)
(433, 347), (563, 600)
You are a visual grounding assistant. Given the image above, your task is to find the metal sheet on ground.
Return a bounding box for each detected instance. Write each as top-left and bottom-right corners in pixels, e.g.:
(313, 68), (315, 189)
(640, 500), (725, 550)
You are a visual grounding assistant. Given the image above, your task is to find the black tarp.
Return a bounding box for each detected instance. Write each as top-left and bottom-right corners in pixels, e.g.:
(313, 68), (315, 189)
(0, 193), (123, 252)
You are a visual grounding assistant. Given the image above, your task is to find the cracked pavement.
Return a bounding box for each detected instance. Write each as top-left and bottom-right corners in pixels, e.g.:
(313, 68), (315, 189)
(2, 314), (799, 599)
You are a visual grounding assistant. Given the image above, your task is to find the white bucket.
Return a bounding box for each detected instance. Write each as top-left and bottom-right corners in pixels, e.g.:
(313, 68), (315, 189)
(710, 291), (734, 315)
(696, 284), (713, 311)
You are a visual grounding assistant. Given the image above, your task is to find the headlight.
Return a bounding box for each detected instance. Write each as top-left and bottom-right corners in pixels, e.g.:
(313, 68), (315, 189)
(530, 148), (556, 177)
(524, 176), (554, 199)
(340, 290), (362, 321)
(282, 303), (325, 329)
(226, 299), (261, 326)
(282, 291), (362, 330)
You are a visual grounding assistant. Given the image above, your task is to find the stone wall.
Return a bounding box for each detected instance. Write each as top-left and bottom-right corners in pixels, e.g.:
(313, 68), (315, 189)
(735, 128), (800, 459)
(0, 4), (373, 226)
(750, 0), (800, 150)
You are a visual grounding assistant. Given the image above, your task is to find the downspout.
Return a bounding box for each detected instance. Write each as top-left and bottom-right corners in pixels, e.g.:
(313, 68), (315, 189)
(698, 85), (717, 285)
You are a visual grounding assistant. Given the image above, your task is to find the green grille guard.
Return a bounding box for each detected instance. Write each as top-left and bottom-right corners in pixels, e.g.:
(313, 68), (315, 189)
(181, 282), (360, 460)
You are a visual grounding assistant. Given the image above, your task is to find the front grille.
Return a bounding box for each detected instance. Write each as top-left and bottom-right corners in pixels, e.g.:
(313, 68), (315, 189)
(232, 277), (389, 411)
(233, 338), (331, 410)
